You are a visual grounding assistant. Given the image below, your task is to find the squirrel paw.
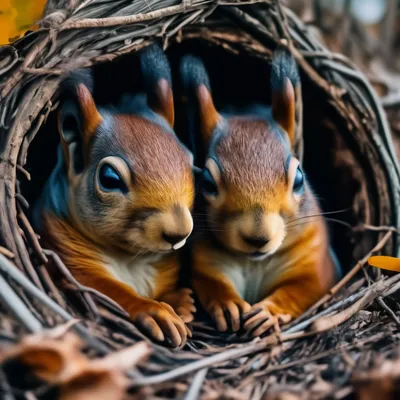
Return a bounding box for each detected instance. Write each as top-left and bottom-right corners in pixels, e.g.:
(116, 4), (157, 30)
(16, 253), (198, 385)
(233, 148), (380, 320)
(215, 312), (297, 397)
(158, 288), (196, 323)
(243, 303), (292, 337)
(131, 301), (190, 347)
(207, 298), (251, 332)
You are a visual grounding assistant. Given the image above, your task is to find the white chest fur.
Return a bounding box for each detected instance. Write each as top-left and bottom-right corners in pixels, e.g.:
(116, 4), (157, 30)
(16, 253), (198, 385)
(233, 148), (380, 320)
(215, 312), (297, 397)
(103, 253), (161, 298)
(212, 252), (287, 304)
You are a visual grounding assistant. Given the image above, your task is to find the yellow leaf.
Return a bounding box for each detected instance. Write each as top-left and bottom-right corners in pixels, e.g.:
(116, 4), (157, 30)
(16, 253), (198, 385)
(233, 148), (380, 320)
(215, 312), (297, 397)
(368, 256), (400, 272)
(0, 0), (46, 45)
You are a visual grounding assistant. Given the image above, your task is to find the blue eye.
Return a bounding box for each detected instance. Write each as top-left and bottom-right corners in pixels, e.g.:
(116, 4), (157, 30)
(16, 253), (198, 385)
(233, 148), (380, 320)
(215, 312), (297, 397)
(293, 166), (304, 193)
(98, 164), (128, 194)
(201, 168), (218, 197)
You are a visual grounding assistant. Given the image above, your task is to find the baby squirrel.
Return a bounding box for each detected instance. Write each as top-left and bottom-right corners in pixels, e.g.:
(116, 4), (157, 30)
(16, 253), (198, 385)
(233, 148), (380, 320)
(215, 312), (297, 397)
(34, 45), (196, 347)
(181, 49), (341, 336)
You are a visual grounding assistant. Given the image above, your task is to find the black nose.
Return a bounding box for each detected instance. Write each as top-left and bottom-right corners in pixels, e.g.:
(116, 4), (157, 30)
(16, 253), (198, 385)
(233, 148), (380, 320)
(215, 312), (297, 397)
(242, 235), (269, 249)
(162, 232), (187, 246)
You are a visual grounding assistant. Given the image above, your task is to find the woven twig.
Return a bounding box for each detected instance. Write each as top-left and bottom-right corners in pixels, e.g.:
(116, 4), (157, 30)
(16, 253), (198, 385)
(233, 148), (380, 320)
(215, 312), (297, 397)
(0, 1), (400, 399)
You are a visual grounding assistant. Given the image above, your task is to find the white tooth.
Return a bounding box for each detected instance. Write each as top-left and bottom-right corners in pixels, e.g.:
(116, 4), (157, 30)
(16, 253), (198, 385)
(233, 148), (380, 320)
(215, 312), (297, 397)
(173, 239), (186, 250)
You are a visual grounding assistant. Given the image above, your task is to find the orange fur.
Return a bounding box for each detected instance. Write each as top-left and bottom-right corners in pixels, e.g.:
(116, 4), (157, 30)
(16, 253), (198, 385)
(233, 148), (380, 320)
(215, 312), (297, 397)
(192, 241), (251, 332)
(42, 213), (144, 313)
(113, 115), (194, 210)
(192, 216), (335, 334)
(153, 254), (196, 323)
(151, 79), (175, 127)
(58, 83), (102, 172)
(60, 113), (194, 256)
(42, 213), (191, 346)
(38, 49), (194, 347)
(258, 220), (334, 317)
(192, 242), (243, 306)
(188, 54), (337, 336)
(197, 85), (221, 144)
(272, 78), (296, 146)
(76, 84), (102, 144)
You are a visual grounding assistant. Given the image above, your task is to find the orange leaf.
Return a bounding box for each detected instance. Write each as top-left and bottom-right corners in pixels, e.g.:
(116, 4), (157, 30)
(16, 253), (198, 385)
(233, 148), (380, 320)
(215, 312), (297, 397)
(368, 256), (400, 272)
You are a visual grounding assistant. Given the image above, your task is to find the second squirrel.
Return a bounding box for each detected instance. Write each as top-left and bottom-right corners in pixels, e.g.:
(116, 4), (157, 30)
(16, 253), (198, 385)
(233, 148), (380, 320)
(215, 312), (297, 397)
(181, 49), (341, 336)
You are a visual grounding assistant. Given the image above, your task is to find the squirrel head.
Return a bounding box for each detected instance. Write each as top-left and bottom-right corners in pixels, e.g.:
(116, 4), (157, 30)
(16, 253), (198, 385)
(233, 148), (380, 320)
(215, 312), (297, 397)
(58, 45), (194, 254)
(182, 49), (305, 260)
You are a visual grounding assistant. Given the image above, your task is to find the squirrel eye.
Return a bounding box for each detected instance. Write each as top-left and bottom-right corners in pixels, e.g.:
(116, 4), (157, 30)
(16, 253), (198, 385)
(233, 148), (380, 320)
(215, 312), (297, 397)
(201, 168), (218, 197)
(98, 164), (128, 194)
(293, 166), (304, 194)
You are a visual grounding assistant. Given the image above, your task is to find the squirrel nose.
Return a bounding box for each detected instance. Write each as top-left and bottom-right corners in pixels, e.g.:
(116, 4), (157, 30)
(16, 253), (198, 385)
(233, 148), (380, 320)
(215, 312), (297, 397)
(242, 235), (269, 249)
(162, 232), (188, 246)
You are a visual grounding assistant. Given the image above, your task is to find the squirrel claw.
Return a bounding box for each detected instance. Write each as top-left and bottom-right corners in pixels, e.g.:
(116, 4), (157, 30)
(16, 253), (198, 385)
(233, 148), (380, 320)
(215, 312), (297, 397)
(243, 304), (291, 337)
(208, 299), (251, 332)
(158, 288), (196, 323)
(132, 301), (188, 347)
(135, 314), (165, 342)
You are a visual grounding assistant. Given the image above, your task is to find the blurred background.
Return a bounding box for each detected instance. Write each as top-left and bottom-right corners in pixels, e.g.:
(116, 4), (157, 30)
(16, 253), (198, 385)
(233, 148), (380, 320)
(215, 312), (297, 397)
(2, 0), (399, 97)
(0, 0), (46, 44)
(1, 0), (400, 155)
(285, 0), (400, 157)
(285, 0), (400, 99)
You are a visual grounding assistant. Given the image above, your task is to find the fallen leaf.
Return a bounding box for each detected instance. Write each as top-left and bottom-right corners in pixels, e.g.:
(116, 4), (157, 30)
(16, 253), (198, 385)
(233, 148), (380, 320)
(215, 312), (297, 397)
(353, 358), (400, 400)
(368, 256), (400, 272)
(0, 322), (150, 399)
(0, 321), (83, 382)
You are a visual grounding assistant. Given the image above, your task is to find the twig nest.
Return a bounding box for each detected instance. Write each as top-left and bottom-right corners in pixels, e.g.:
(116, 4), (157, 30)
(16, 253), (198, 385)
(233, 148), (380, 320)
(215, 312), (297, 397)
(0, 1), (399, 399)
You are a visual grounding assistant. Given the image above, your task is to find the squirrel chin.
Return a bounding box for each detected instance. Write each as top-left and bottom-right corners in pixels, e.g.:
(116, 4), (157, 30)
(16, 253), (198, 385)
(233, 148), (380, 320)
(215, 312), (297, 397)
(249, 252), (269, 262)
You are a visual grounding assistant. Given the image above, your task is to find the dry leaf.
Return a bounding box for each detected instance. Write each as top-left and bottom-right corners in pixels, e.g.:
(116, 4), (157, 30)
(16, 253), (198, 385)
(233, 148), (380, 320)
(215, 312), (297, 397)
(58, 341), (150, 400)
(0, 321), (83, 382)
(263, 392), (301, 400)
(0, 322), (150, 399)
(353, 358), (400, 400)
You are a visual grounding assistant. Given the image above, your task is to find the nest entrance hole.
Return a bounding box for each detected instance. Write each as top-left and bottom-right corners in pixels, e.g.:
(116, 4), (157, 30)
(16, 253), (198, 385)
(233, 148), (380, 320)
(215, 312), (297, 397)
(23, 37), (379, 274)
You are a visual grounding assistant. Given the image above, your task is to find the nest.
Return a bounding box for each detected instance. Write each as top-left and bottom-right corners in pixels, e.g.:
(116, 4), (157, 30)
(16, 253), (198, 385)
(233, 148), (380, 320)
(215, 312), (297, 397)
(1, 0), (400, 398)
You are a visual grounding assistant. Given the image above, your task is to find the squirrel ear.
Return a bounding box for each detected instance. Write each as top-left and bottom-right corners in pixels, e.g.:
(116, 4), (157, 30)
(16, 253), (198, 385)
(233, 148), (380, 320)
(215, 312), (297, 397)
(140, 45), (174, 127)
(196, 85), (221, 145)
(58, 83), (102, 176)
(147, 78), (174, 127)
(270, 49), (300, 148)
(271, 77), (296, 147)
(180, 55), (221, 147)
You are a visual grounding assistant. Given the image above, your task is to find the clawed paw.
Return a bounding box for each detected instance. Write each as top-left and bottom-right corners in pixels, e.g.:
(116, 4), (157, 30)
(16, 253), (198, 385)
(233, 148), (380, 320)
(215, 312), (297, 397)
(131, 301), (190, 347)
(242, 303), (291, 337)
(159, 288), (197, 323)
(207, 299), (251, 332)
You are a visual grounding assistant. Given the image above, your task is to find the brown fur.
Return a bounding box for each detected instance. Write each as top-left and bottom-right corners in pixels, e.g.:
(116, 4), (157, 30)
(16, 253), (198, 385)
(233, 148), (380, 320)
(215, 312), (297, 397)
(150, 79), (175, 127)
(112, 115), (193, 209)
(37, 73), (195, 346)
(190, 58), (337, 336)
(272, 78), (296, 145)
(197, 85), (221, 144)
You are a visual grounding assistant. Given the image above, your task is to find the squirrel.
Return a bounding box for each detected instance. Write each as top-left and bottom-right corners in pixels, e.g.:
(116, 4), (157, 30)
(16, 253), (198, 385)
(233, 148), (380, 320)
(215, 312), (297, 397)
(33, 45), (196, 347)
(180, 49), (342, 336)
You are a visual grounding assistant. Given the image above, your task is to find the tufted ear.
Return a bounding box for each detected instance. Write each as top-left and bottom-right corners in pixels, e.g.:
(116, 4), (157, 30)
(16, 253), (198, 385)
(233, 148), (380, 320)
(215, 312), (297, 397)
(180, 55), (221, 146)
(195, 84), (220, 145)
(58, 82), (102, 177)
(140, 45), (174, 127)
(148, 78), (174, 127)
(270, 49), (300, 148)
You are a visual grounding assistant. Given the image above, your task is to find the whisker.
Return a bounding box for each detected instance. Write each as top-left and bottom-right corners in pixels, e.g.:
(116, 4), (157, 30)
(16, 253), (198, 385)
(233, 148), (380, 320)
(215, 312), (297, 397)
(286, 208), (350, 225)
(286, 217), (353, 230)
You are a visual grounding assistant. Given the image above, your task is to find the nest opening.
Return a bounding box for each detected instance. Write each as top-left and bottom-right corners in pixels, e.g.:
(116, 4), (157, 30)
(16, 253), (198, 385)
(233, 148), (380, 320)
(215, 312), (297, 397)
(24, 36), (382, 274)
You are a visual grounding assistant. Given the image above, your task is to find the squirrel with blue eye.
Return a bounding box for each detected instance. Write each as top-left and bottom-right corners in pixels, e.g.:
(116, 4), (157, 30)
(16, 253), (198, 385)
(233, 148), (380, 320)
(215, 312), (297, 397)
(33, 45), (196, 347)
(181, 49), (342, 336)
